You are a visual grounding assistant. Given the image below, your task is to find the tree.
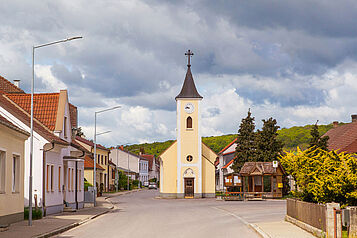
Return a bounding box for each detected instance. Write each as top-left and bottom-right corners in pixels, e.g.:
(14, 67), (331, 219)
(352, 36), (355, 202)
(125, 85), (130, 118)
(279, 147), (357, 205)
(256, 117), (284, 162)
(308, 121), (329, 151)
(232, 109), (256, 172)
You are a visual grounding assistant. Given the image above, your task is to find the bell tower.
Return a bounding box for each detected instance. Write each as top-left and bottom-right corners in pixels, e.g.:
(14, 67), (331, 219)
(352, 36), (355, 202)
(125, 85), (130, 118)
(175, 50), (203, 198)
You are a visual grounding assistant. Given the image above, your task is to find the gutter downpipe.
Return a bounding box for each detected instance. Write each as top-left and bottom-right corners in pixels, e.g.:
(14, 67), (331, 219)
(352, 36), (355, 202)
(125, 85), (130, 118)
(42, 142), (55, 217)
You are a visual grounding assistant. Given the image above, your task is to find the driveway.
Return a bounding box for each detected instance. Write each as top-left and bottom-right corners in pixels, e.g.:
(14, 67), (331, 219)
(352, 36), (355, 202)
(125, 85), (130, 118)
(55, 190), (286, 238)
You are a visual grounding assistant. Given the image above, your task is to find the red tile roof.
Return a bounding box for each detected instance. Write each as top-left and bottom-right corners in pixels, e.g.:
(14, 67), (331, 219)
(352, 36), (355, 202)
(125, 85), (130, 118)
(0, 94), (67, 145)
(323, 122), (357, 153)
(6, 93), (59, 131)
(0, 114), (30, 136)
(84, 155), (105, 170)
(222, 157), (235, 169)
(218, 138), (237, 154)
(0, 75), (24, 93)
(76, 136), (109, 151)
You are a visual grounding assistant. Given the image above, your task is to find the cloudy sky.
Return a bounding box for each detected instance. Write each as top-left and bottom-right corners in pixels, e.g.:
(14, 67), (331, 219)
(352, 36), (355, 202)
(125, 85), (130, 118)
(1, 0), (357, 146)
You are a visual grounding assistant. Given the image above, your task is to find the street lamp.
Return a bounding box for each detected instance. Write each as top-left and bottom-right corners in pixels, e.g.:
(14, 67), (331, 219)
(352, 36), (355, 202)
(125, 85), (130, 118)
(93, 106), (120, 206)
(29, 36), (82, 226)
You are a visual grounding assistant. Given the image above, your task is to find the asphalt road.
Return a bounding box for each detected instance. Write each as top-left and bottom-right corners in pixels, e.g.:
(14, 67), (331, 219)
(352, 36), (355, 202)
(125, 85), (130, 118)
(55, 190), (286, 238)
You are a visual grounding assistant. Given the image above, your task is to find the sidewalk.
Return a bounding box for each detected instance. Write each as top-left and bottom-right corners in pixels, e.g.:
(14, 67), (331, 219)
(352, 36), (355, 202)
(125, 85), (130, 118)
(0, 190), (138, 238)
(251, 220), (316, 238)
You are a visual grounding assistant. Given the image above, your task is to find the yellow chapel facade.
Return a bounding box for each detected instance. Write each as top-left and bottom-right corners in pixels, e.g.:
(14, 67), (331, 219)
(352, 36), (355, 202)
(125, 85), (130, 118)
(159, 50), (217, 198)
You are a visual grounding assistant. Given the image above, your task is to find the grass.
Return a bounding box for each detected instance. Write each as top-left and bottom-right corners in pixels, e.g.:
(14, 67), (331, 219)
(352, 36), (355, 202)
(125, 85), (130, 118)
(24, 207), (42, 220)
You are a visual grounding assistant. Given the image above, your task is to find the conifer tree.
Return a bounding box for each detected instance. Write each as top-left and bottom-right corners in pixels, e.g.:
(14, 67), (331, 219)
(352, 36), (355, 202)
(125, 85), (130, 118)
(256, 117), (284, 162)
(308, 121), (329, 151)
(232, 109), (256, 172)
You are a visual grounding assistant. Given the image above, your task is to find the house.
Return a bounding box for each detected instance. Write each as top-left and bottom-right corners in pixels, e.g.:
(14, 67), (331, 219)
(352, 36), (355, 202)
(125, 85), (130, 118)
(324, 115), (357, 153)
(83, 155), (105, 194)
(0, 76), (85, 215)
(109, 147), (140, 180)
(0, 115), (29, 225)
(108, 160), (116, 191)
(76, 136), (110, 192)
(239, 162), (285, 198)
(215, 138), (237, 192)
(159, 53), (218, 198)
(141, 154), (160, 182)
(139, 156), (149, 186)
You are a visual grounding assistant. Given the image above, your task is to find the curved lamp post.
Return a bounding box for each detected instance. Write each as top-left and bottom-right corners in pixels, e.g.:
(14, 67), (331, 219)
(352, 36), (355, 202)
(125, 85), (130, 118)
(29, 36), (82, 226)
(93, 106), (120, 206)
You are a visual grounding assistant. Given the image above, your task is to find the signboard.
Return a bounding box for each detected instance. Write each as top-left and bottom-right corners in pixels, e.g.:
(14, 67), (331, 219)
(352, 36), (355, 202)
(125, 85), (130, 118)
(273, 161), (278, 168)
(233, 176), (241, 185)
(278, 183), (283, 188)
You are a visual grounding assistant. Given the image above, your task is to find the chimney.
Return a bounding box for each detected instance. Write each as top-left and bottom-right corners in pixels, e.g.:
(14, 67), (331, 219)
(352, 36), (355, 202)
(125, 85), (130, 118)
(333, 121), (338, 128)
(352, 115), (357, 122)
(13, 80), (20, 88)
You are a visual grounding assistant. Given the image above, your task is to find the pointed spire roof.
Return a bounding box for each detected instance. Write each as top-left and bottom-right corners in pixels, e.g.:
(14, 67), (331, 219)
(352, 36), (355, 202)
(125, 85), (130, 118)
(175, 50), (203, 100)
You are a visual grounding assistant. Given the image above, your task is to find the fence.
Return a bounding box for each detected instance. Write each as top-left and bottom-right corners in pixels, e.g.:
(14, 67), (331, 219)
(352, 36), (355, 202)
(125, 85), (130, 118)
(287, 198), (326, 231)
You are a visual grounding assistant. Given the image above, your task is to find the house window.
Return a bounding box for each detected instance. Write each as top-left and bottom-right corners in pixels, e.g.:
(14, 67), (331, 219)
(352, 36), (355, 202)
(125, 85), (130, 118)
(12, 155), (20, 193)
(64, 117), (67, 138)
(186, 116), (192, 129)
(46, 165), (50, 192)
(71, 168), (74, 191)
(78, 170), (81, 191)
(58, 166), (61, 191)
(68, 168), (71, 191)
(0, 151), (5, 193)
(101, 155), (103, 164)
(186, 155), (193, 162)
(51, 165), (54, 191)
(105, 156), (107, 165)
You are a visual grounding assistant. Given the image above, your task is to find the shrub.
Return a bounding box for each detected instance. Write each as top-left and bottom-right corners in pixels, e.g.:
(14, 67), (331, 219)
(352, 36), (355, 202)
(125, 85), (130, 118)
(279, 147), (357, 205)
(24, 207), (42, 220)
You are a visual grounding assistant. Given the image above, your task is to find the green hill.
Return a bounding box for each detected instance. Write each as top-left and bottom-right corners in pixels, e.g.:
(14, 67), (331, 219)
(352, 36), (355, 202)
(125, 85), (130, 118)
(123, 123), (342, 157)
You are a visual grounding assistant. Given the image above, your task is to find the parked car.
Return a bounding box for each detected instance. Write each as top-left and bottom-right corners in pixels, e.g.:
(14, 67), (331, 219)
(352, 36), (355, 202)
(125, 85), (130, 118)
(148, 182), (157, 189)
(144, 181), (149, 187)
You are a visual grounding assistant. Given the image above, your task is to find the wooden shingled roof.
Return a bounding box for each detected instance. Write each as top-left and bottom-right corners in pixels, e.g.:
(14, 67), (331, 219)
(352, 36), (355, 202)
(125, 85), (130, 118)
(239, 162), (285, 175)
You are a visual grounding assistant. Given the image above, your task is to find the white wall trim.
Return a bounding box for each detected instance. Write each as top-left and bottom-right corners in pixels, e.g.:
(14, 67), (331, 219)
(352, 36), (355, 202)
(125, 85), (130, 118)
(198, 100), (202, 194)
(177, 100), (181, 194)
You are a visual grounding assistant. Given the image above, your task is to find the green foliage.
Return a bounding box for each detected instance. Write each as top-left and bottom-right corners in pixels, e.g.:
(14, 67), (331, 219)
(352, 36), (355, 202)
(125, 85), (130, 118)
(256, 117), (284, 162)
(120, 123), (344, 160)
(117, 171), (129, 190)
(84, 180), (93, 191)
(24, 207), (42, 220)
(308, 122), (329, 151)
(232, 109), (256, 172)
(277, 124), (336, 150)
(132, 179), (140, 187)
(279, 147), (357, 205)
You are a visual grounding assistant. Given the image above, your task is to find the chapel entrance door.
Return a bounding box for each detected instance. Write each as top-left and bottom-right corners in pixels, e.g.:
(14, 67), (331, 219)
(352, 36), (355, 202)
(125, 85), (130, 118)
(184, 178), (194, 198)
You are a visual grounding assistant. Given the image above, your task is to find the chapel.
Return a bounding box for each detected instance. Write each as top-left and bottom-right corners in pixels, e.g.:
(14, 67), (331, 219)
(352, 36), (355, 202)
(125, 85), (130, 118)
(159, 50), (217, 198)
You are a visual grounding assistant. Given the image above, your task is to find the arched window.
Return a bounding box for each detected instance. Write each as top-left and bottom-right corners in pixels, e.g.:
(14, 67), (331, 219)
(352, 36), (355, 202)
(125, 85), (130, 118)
(186, 116), (192, 129)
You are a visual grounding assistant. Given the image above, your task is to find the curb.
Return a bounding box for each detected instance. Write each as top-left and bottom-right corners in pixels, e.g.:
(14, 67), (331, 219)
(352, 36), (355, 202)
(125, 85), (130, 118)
(248, 223), (272, 238)
(34, 198), (115, 238)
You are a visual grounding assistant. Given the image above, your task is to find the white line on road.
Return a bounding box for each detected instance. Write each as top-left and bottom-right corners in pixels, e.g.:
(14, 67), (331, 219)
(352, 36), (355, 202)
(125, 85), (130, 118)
(212, 207), (272, 238)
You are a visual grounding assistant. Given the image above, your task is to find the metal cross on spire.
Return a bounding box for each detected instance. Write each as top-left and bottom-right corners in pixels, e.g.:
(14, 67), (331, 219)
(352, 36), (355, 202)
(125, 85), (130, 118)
(185, 49), (194, 67)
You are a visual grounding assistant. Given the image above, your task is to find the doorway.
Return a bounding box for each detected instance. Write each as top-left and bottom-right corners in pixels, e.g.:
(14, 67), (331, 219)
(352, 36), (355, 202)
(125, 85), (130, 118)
(184, 178), (194, 198)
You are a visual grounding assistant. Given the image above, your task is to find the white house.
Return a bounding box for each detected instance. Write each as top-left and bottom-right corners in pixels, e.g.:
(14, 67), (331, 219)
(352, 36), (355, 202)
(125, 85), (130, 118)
(0, 77), (85, 215)
(109, 147), (139, 179)
(141, 154), (159, 182)
(139, 157), (149, 185)
(216, 138), (237, 192)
